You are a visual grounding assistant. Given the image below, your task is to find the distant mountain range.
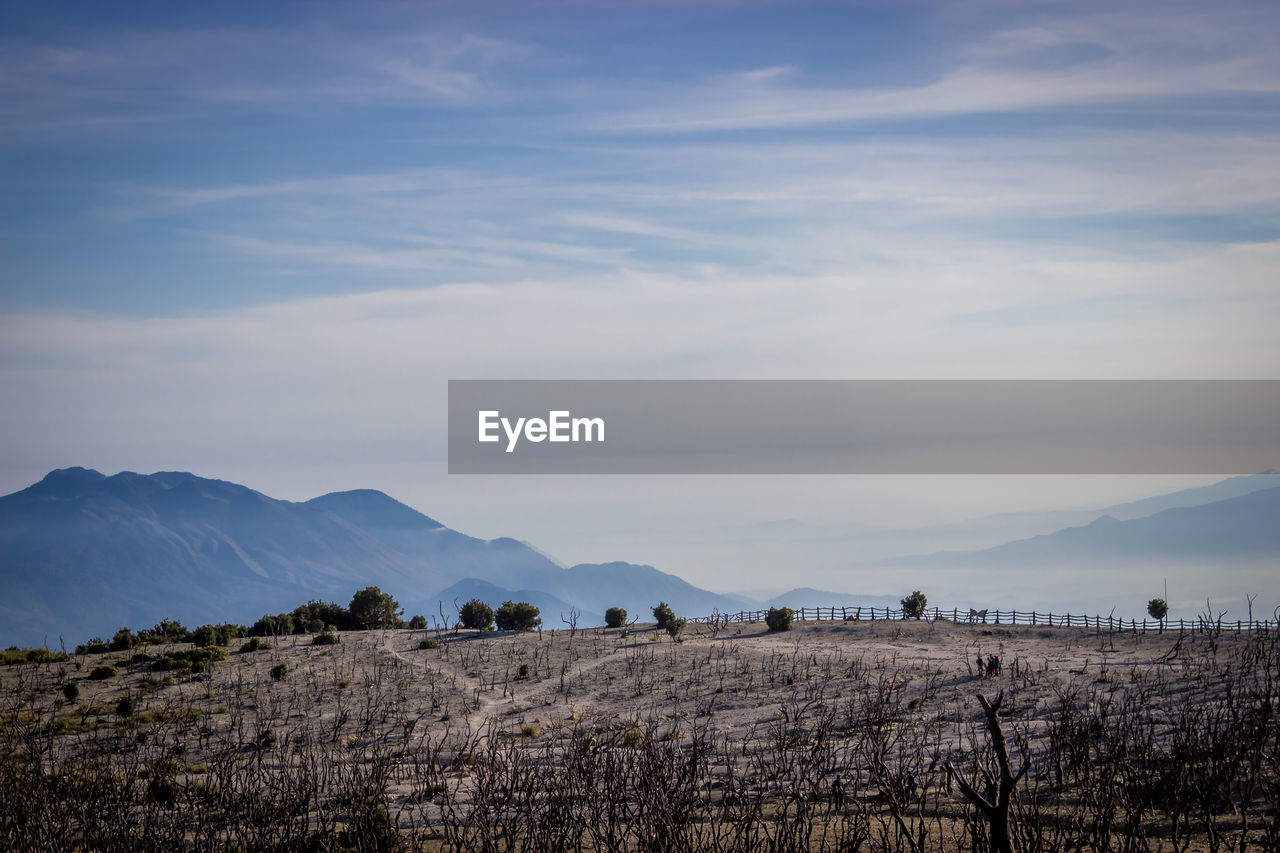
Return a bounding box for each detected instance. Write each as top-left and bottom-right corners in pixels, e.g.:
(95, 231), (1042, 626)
(1, 467), (1276, 646)
(0, 468), (762, 646)
(880, 485), (1280, 569)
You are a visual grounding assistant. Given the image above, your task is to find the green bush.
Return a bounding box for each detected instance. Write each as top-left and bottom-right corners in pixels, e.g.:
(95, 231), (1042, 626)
(89, 665), (118, 680)
(459, 599), (495, 631)
(138, 618), (191, 645)
(408, 614), (427, 629)
(289, 600), (355, 633)
(495, 601), (541, 632)
(109, 628), (137, 651)
(115, 696), (134, 718)
(312, 632), (339, 646)
(151, 646), (228, 673)
(1, 647), (69, 665)
(77, 638), (110, 655)
(251, 613), (294, 637)
(349, 586), (403, 630)
(1147, 598), (1169, 620)
(652, 602), (675, 629)
(665, 616), (687, 642)
(270, 663), (288, 681)
(239, 637), (262, 653)
(900, 590), (928, 619)
(418, 638), (439, 650)
(605, 607), (628, 628)
(184, 623), (244, 646)
(766, 606), (794, 632)
(62, 682), (79, 701)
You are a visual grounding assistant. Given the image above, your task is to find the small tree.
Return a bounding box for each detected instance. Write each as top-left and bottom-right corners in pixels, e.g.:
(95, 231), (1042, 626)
(408, 614), (427, 629)
(605, 607), (628, 628)
(900, 590), (928, 619)
(1147, 597), (1169, 633)
(666, 616), (687, 642)
(459, 599), (495, 631)
(109, 628), (136, 652)
(652, 602), (675, 630)
(766, 606), (794, 632)
(349, 586), (403, 630)
(496, 601), (541, 632)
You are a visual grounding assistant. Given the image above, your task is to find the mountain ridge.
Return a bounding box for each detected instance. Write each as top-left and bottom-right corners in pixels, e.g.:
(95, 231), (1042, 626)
(0, 469), (740, 646)
(878, 486), (1280, 568)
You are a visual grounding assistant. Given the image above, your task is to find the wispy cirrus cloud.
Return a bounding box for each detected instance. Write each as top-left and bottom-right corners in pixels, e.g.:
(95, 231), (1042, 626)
(3, 0), (1280, 608)
(0, 23), (532, 135)
(591, 3), (1280, 132)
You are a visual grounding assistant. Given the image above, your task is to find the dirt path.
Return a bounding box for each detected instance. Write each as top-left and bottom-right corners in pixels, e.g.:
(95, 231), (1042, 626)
(376, 632), (515, 735)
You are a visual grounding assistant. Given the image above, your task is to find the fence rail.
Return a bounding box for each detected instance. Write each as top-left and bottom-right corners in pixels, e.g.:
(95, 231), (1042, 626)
(688, 605), (1279, 633)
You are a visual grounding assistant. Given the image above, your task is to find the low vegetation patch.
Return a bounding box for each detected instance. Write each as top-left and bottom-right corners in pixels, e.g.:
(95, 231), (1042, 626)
(1, 647), (68, 666)
(766, 606), (794, 632)
(151, 646), (228, 674)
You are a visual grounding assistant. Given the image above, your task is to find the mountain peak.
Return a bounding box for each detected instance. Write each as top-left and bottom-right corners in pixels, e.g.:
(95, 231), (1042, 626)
(39, 466), (105, 486)
(25, 467), (108, 497)
(305, 489), (444, 530)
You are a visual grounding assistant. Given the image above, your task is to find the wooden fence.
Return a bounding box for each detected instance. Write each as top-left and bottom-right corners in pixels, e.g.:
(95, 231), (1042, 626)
(689, 605), (1279, 633)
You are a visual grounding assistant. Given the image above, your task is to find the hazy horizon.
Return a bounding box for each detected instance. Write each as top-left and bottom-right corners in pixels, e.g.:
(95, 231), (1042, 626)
(6, 464), (1275, 622)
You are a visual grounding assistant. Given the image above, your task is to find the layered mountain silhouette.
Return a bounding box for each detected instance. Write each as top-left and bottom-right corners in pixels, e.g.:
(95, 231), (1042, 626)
(882, 485), (1280, 569)
(0, 468), (742, 647)
(3, 467), (1276, 647)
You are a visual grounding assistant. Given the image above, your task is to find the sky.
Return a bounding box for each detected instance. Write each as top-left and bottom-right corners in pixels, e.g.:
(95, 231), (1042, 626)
(2, 1), (1278, 607)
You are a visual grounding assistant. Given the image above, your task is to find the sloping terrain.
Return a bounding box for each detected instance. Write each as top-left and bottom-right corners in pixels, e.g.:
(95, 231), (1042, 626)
(2, 618), (1274, 850)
